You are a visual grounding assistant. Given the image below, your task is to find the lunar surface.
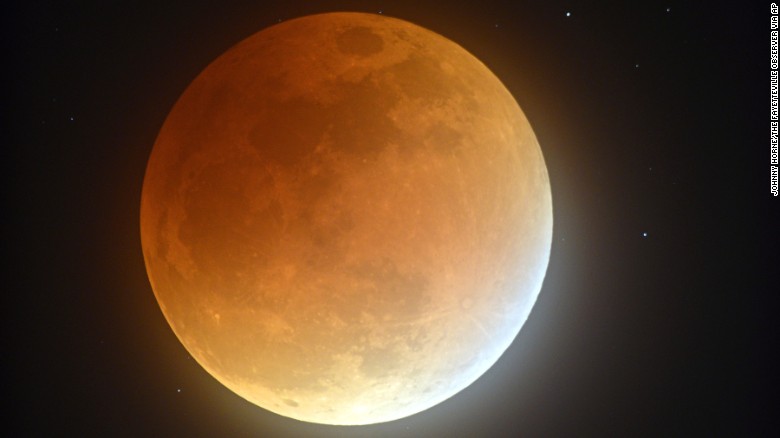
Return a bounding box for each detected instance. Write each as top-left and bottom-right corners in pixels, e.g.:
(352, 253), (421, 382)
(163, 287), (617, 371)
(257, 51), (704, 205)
(141, 12), (552, 425)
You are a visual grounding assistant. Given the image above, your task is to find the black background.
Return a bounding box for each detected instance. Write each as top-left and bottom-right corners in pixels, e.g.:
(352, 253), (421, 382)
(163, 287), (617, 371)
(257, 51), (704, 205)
(6, 1), (777, 436)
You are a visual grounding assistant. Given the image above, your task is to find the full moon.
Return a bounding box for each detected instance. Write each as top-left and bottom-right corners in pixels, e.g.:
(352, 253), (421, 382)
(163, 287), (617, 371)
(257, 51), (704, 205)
(141, 12), (551, 425)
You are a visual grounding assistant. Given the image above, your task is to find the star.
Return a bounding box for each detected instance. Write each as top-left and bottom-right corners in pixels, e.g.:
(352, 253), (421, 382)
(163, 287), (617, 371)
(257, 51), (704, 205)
(642, 232), (648, 238)
(666, 7), (671, 12)
(565, 12), (572, 17)
(177, 388), (182, 393)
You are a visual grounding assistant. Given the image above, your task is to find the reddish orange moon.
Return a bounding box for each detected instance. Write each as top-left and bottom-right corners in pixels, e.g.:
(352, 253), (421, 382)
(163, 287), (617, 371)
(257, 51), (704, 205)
(141, 12), (552, 425)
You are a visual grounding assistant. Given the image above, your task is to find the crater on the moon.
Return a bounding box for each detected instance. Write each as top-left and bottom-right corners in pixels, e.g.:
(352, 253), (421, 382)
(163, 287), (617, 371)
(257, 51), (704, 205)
(336, 26), (385, 56)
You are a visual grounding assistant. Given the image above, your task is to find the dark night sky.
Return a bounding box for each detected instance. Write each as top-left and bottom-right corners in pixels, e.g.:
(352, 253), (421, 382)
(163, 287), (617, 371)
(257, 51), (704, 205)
(6, 1), (777, 436)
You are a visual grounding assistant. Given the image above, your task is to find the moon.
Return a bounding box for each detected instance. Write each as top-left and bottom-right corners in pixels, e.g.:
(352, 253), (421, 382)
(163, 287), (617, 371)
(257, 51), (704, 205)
(141, 12), (552, 425)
